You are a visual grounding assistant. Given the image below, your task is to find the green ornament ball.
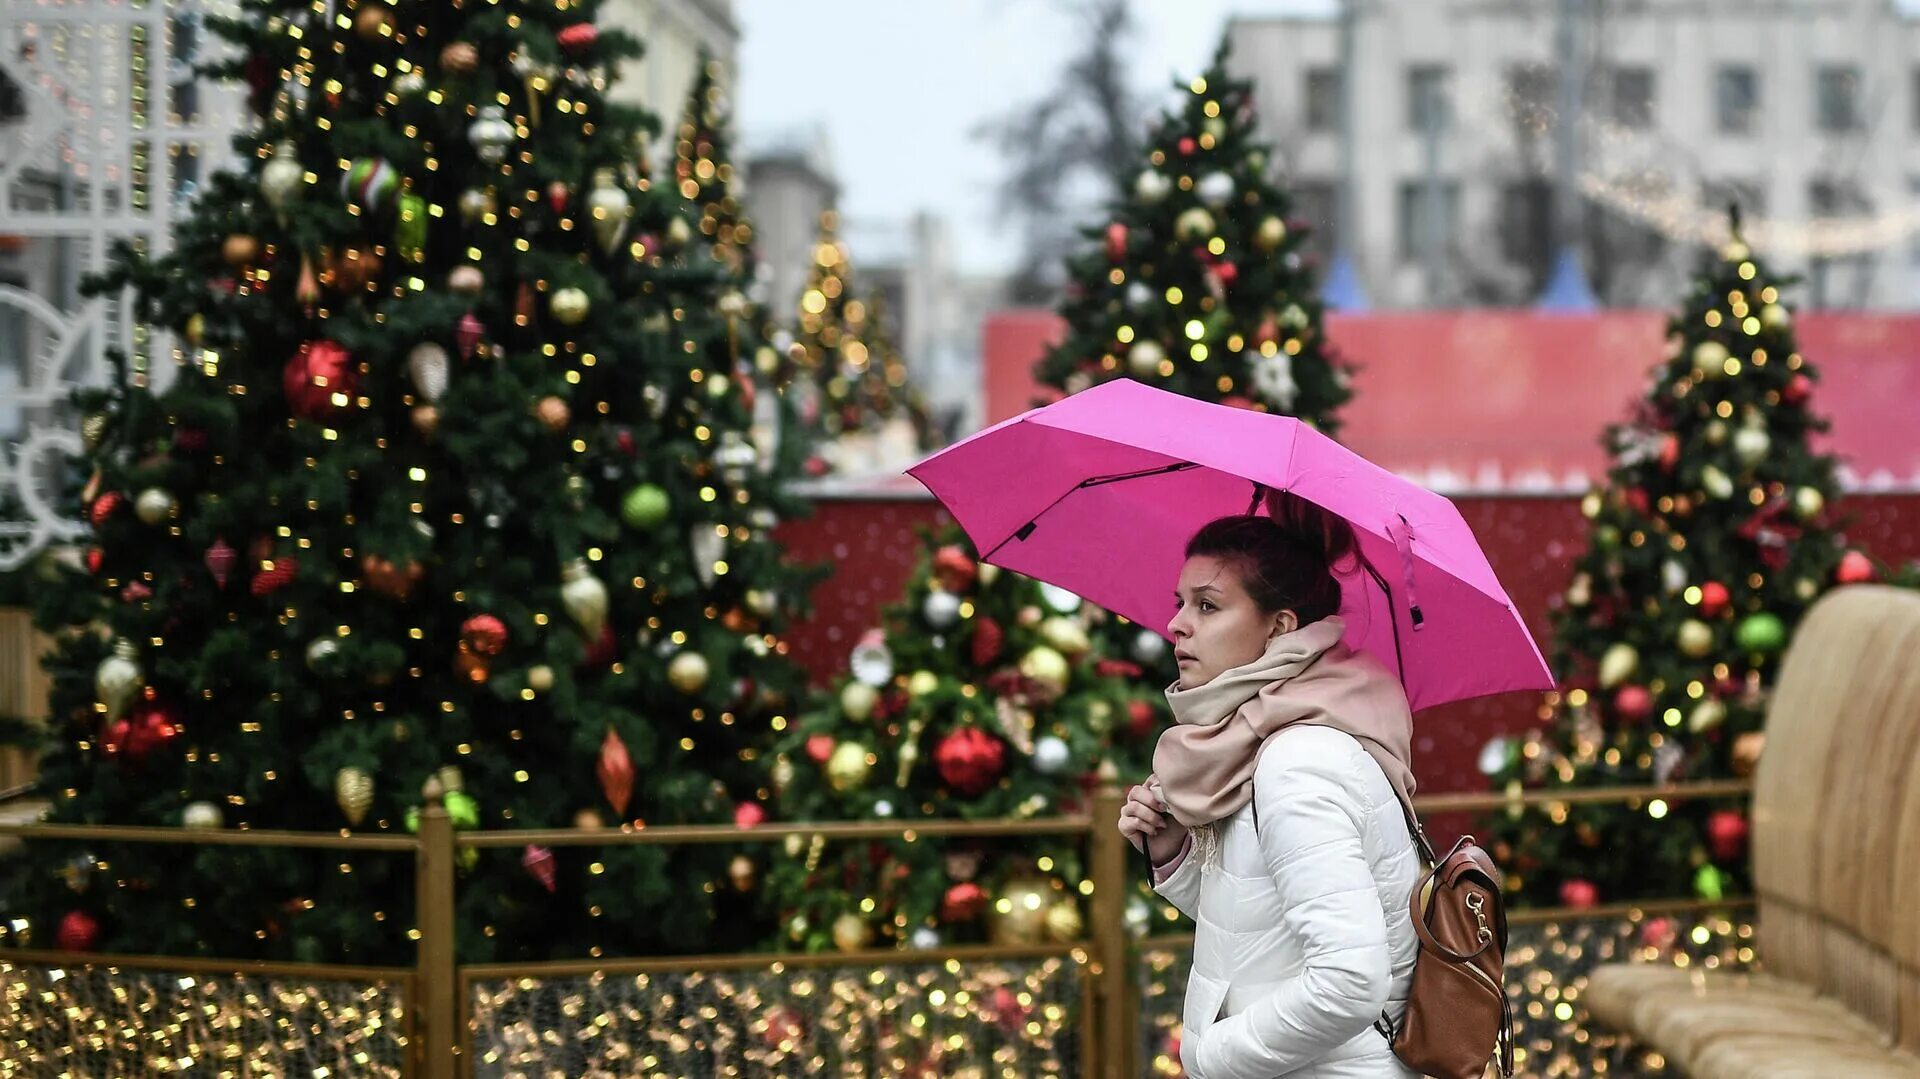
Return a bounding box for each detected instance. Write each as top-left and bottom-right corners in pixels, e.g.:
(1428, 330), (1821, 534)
(621, 484), (670, 529)
(1693, 863), (1726, 901)
(444, 790), (481, 829)
(1734, 612), (1787, 654)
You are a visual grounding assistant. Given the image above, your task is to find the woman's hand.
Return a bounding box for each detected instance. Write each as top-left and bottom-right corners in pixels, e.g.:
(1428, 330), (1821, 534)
(1117, 784), (1188, 865)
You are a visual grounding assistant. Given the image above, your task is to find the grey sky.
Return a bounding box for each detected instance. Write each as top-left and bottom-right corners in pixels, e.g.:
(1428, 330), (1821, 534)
(736, 1), (1338, 275)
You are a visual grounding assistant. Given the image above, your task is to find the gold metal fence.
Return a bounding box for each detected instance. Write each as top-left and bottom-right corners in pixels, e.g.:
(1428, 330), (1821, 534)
(0, 778), (1755, 1078)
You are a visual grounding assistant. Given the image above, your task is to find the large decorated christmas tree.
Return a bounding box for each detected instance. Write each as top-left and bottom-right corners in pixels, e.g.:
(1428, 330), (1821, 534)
(762, 532), (1166, 952)
(2, 0), (813, 963)
(1032, 44), (1352, 433)
(1485, 223), (1883, 907)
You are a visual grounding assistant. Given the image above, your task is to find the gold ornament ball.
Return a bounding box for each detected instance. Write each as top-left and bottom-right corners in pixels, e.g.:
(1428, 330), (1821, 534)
(826, 741), (872, 792)
(527, 665), (555, 693)
(1688, 697), (1728, 733)
(536, 396), (570, 432)
(1676, 618), (1715, 659)
(440, 41), (479, 74)
(1597, 642), (1639, 690)
(728, 854), (757, 892)
(668, 651), (711, 693)
(907, 669), (941, 698)
(1760, 303), (1790, 330)
(990, 877), (1053, 945)
(573, 808), (605, 830)
(1255, 215), (1288, 252)
(1127, 339), (1167, 378)
(1692, 340), (1730, 378)
(1721, 240), (1750, 263)
(222, 233), (260, 267)
(839, 681), (878, 720)
(1731, 732), (1766, 777)
(1175, 206), (1216, 242)
(411, 404), (440, 438)
(335, 766), (374, 827)
(550, 287), (591, 326)
(1044, 899), (1084, 942)
(184, 314), (206, 346)
(353, 4), (394, 40)
(831, 912), (872, 952)
(1039, 616), (1091, 658)
(977, 563), (1000, 586)
(1792, 486), (1825, 521)
(1019, 646), (1072, 696)
(770, 756), (796, 795)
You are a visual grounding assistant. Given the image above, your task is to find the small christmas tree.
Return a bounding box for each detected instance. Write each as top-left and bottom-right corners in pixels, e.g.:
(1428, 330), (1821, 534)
(1033, 43), (1352, 432)
(4, 0), (813, 963)
(1485, 219), (1883, 908)
(783, 212), (929, 475)
(762, 531), (1165, 952)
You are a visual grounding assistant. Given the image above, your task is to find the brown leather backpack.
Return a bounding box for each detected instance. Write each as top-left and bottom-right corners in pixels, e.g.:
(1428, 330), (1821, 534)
(1375, 805), (1514, 1079)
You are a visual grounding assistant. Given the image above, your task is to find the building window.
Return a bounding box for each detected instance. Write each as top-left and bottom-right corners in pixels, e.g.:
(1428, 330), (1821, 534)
(1397, 180), (1460, 257)
(1611, 67), (1655, 129)
(1816, 65), (1861, 133)
(1305, 67), (1340, 133)
(0, 69), (24, 122)
(1500, 178), (1554, 279)
(1505, 63), (1555, 134)
(1808, 178), (1873, 307)
(1407, 65), (1450, 135)
(0, 275), (26, 441)
(1716, 66), (1758, 135)
(1292, 179), (1338, 264)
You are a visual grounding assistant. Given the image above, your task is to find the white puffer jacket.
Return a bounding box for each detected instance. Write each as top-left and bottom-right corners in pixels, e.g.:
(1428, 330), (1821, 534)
(1154, 725), (1423, 1079)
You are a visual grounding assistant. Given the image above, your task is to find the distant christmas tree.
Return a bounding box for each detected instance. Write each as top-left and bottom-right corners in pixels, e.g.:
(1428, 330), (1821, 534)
(1485, 222), (1885, 909)
(1033, 43), (1352, 431)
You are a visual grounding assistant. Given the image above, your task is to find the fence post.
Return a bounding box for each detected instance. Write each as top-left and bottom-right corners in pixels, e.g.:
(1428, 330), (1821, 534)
(416, 778), (458, 1079)
(1089, 783), (1135, 1079)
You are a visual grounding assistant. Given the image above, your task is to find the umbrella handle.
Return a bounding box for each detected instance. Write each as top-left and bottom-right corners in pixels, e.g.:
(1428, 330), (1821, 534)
(1389, 515), (1424, 629)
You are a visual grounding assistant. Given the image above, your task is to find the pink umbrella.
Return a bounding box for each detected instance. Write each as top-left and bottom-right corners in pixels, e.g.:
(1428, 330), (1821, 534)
(907, 379), (1550, 711)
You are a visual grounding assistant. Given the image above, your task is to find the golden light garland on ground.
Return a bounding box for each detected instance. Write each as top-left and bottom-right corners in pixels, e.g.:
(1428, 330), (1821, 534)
(1140, 910), (1751, 1078)
(469, 956), (1082, 1078)
(0, 960), (408, 1078)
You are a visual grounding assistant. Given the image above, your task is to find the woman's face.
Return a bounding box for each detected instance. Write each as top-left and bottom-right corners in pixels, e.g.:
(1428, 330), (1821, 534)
(1168, 555), (1296, 690)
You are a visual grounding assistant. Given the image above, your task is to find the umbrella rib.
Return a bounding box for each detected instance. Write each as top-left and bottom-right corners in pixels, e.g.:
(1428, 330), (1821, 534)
(984, 461), (1200, 560)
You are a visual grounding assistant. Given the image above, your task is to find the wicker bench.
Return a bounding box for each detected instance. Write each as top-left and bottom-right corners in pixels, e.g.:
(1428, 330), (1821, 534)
(1585, 585), (1920, 1077)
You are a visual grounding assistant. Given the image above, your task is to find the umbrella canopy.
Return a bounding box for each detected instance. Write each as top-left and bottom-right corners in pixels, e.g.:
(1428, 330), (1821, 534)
(908, 379), (1550, 712)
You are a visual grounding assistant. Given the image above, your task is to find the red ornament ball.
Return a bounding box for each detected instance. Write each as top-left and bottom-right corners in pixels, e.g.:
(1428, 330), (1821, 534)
(57, 910), (101, 952)
(1699, 581), (1731, 618)
(934, 727), (1006, 796)
(461, 614), (509, 655)
(940, 881), (988, 923)
(1177, 136), (1196, 155)
(760, 1003), (806, 1050)
(86, 547), (105, 574)
(1212, 261), (1239, 289)
(1836, 550), (1877, 585)
(1658, 434), (1681, 473)
(969, 617), (1004, 667)
(1558, 878), (1599, 910)
(1782, 373), (1813, 406)
(1613, 685), (1654, 723)
(283, 340), (358, 421)
(1104, 222), (1128, 262)
(1639, 916), (1678, 951)
(734, 801), (767, 830)
(104, 699), (179, 765)
(1707, 809), (1750, 861)
(805, 734), (836, 764)
(1624, 487), (1650, 516)
(556, 22), (598, 55)
(89, 491), (123, 528)
(932, 544), (978, 593)
(1125, 699), (1159, 740)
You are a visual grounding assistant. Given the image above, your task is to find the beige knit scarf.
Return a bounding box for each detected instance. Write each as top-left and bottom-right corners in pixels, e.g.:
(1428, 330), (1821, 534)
(1148, 616), (1419, 842)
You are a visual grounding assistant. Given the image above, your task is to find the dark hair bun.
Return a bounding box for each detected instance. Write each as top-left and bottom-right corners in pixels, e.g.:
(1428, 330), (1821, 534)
(1183, 491), (1356, 624)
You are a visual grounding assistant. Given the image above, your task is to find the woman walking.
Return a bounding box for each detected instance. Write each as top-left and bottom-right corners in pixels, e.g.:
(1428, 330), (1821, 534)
(1118, 497), (1424, 1079)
